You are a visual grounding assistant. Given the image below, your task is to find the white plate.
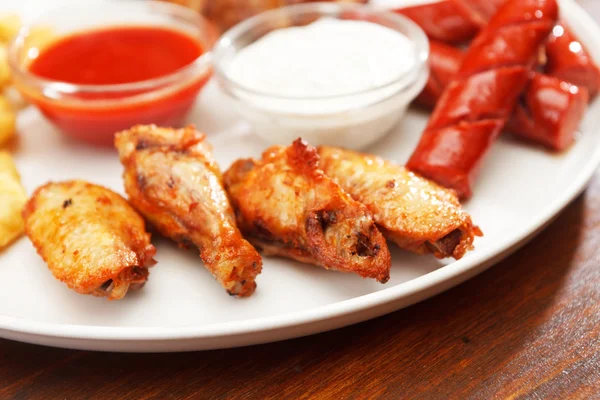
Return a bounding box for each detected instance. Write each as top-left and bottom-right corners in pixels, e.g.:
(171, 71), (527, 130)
(1, 0), (599, 352)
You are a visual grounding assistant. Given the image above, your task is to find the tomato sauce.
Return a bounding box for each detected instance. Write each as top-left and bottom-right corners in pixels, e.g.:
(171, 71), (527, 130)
(24, 26), (211, 146)
(29, 27), (203, 85)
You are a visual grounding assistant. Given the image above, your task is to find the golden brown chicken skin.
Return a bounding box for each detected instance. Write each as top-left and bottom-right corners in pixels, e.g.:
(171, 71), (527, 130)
(23, 180), (156, 300)
(115, 125), (262, 297)
(318, 146), (482, 260)
(223, 139), (391, 283)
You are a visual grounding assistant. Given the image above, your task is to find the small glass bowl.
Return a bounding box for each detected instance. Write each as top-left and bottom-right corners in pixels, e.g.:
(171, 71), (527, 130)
(212, 2), (429, 150)
(8, 0), (215, 147)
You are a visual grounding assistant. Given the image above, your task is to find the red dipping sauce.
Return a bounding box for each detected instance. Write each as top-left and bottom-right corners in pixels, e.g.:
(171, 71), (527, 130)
(17, 25), (212, 146)
(30, 27), (204, 85)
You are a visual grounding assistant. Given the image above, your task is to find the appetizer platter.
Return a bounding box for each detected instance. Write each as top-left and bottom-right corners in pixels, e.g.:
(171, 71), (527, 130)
(1, 0), (600, 352)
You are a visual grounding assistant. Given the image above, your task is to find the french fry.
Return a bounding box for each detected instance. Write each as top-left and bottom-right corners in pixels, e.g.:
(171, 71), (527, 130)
(0, 13), (21, 44)
(0, 46), (10, 89)
(3, 86), (26, 111)
(0, 95), (15, 146)
(0, 13), (25, 136)
(0, 151), (27, 249)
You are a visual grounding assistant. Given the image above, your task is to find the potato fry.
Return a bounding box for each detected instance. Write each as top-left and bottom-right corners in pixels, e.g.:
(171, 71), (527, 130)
(2, 86), (26, 111)
(0, 96), (15, 146)
(0, 13), (25, 135)
(0, 13), (21, 44)
(0, 47), (10, 89)
(0, 151), (26, 249)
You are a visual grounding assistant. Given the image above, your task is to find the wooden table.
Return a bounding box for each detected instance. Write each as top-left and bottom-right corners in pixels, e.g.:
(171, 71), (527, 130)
(1, 178), (598, 398)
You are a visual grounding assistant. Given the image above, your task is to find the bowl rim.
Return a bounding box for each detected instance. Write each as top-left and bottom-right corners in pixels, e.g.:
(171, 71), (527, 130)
(7, 0), (214, 96)
(212, 2), (430, 101)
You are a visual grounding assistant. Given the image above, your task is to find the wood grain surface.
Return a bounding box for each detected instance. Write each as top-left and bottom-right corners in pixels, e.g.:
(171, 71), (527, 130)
(1, 175), (599, 399)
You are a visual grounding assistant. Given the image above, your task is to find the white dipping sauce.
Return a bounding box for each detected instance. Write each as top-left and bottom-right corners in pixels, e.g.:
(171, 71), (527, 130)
(228, 18), (416, 98)
(224, 18), (427, 149)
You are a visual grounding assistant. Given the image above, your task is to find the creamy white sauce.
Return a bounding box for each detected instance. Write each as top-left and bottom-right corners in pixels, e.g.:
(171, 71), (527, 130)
(224, 17), (426, 149)
(228, 18), (416, 98)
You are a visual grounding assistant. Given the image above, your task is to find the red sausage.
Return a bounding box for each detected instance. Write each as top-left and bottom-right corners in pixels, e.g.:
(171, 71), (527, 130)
(546, 24), (600, 98)
(452, 0), (600, 97)
(506, 74), (589, 151)
(450, 0), (507, 27)
(407, 120), (504, 197)
(406, 0), (558, 199)
(415, 41), (464, 108)
(423, 41), (589, 151)
(394, 1), (478, 45)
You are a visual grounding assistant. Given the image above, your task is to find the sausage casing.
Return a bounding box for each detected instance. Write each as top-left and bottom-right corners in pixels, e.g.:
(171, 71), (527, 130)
(407, 0), (558, 199)
(423, 40), (589, 151)
(452, 0), (600, 97)
(546, 24), (600, 98)
(394, 1), (478, 45)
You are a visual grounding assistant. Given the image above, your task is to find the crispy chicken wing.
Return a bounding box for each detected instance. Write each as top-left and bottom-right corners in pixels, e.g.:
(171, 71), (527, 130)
(23, 180), (156, 300)
(115, 125), (262, 297)
(223, 139), (391, 283)
(318, 146), (482, 259)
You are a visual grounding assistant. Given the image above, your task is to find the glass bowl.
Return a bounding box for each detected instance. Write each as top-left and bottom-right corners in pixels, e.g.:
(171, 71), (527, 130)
(8, 0), (215, 147)
(212, 2), (429, 149)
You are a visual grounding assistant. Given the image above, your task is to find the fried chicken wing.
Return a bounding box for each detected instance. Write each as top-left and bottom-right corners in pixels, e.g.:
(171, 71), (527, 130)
(318, 146), (482, 259)
(23, 180), (156, 300)
(223, 139), (391, 283)
(115, 125), (262, 297)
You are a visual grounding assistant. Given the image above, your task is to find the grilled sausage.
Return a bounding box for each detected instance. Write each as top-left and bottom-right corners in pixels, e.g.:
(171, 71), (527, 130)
(422, 40), (589, 151)
(546, 24), (600, 98)
(394, 1), (478, 45)
(406, 0), (558, 199)
(415, 40), (464, 109)
(452, 0), (600, 97)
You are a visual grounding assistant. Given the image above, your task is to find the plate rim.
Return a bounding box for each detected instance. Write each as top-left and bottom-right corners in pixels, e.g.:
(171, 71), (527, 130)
(0, 0), (597, 343)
